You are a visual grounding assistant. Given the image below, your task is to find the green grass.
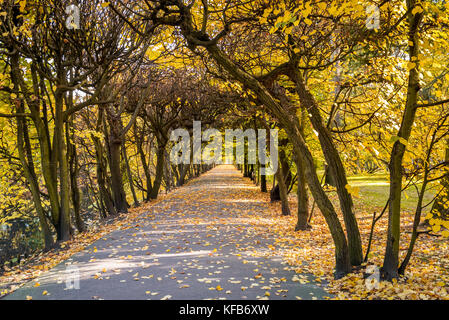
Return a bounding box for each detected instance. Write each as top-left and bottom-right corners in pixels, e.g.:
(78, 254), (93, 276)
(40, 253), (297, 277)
(256, 169), (434, 213)
(347, 173), (435, 212)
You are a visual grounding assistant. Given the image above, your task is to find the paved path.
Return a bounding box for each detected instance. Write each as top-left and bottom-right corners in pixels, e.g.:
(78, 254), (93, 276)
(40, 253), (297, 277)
(2, 165), (328, 300)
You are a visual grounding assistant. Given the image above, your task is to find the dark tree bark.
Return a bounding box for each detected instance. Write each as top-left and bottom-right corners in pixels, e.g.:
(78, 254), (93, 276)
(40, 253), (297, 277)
(136, 129), (153, 201)
(67, 118), (85, 233)
(149, 142), (166, 199)
(289, 67), (363, 266)
(295, 153), (310, 231)
(123, 145), (139, 207)
(54, 86), (72, 241)
(276, 162), (291, 216)
(177, 164), (190, 186)
(108, 138), (129, 212)
(16, 100), (54, 250)
(92, 108), (117, 217)
(106, 109), (129, 213)
(260, 165), (267, 192)
(382, 0), (423, 281)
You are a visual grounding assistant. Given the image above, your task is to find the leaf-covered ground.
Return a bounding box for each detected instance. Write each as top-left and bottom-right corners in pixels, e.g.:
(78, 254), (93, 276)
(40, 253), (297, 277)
(257, 181), (449, 300)
(1, 165), (448, 300)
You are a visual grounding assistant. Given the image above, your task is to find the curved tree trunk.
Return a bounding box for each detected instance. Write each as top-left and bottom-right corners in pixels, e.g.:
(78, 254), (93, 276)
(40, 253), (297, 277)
(276, 162), (291, 216)
(10, 54), (61, 239)
(54, 90), (72, 241)
(289, 68), (363, 266)
(92, 109), (117, 217)
(295, 153), (310, 231)
(149, 144), (166, 199)
(260, 165), (267, 192)
(136, 130), (153, 201)
(108, 139), (129, 212)
(382, 0), (423, 281)
(16, 101), (54, 250)
(177, 163), (189, 186)
(123, 145), (139, 207)
(295, 107), (310, 231)
(66, 113), (85, 233)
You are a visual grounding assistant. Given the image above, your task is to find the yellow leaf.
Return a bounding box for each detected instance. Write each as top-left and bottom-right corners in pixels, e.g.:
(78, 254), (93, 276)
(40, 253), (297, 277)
(407, 62), (416, 70)
(284, 26), (293, 35)
(19, 0), (26, 12)
(442, 220), (449, 229)
(345, 184), (360, 198)
(411, 6), (423, 15)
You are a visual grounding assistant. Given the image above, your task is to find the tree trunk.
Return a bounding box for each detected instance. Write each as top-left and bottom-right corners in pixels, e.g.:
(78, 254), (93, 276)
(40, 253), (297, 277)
(295, 153), (310, 230)
(16, 100), (54, 250)
(92, 109), (117, 217)
(260, 165), (267, 192)
(109, 140), (129, 212)
(123, 145), (139, 207)
(136, 128), (153, 201)
(290, 67), (363, 266)
(276, 163), (291, 216)
(10, 54), (61, 236)
(177, 163), (189, 186)
(382, 0), (423, 280)
(54, 88), (72, 241)
(149, 143), (166, 199)
(296, 107), (310, 230)
(67, 120), (84, 233)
